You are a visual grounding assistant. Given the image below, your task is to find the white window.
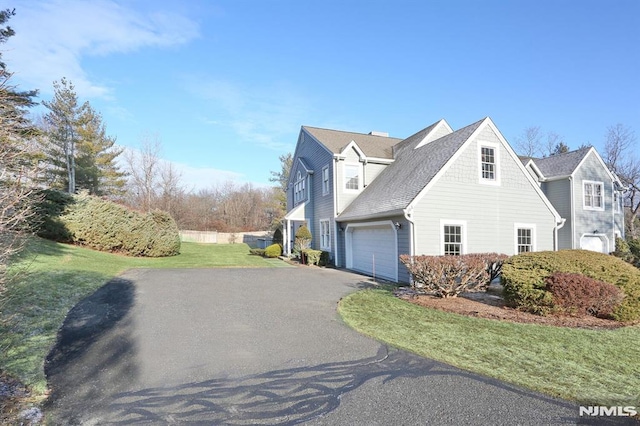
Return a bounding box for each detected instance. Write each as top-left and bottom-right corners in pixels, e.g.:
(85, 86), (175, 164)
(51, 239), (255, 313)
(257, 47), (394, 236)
(583, 181), (604, 211)
(478, 143), (500, 185)
(441, 220), (467, 255)
(344, 164), (360, 191)
(320, 219), (331, 250)
(514, 223), (536, 254)
(294, 171), (306, 204)
(322, 165), (330, 195)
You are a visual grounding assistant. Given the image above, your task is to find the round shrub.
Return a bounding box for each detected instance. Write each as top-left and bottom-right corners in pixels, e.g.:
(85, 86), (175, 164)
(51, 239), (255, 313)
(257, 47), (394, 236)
(545, 272), (624, 318)
(264, 243), (282, 258)
(61, 193), (181, 257)
(502, 250), (640, 321)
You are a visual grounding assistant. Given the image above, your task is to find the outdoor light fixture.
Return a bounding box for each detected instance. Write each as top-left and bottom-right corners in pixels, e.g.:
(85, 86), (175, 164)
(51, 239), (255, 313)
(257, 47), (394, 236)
(394, 222), (402, 229)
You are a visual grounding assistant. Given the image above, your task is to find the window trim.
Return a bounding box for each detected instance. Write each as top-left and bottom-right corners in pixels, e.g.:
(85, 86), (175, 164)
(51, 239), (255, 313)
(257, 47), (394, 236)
(344, 162), (362, 192)
(514, 223), (536, 254)
(293, 171), (306, 204)
(478, 142), (500, 186)
(319, 219), (331, 251)
(583, 180), (604, 211)
(322, 165), (330, 196)
(440, 219), (467, 255)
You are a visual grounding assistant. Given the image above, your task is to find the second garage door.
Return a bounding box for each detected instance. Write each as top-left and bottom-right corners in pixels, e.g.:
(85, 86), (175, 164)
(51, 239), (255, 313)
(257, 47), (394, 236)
(347, 223), (397, 282)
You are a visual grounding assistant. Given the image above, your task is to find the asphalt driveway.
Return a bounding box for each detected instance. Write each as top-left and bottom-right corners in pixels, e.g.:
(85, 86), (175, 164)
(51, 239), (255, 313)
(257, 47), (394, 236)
(44, 267), (615, 425)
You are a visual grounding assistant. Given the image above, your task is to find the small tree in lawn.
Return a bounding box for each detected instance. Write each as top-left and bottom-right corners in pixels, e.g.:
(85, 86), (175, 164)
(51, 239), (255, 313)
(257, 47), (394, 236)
(294, 225), (312, 264)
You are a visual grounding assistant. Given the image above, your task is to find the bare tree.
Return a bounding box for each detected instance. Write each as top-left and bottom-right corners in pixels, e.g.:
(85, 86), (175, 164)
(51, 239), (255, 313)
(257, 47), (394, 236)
(514, 127), (568, 157)
(0, 8), (39, 294)
(124, 134), (162, 212)
(603, 124), (640, 237)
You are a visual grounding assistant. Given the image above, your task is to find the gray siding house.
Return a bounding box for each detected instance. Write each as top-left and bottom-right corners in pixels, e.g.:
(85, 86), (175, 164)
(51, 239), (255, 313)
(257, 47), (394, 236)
(522, 147), (625, 253)
(284, 117), (618, 283)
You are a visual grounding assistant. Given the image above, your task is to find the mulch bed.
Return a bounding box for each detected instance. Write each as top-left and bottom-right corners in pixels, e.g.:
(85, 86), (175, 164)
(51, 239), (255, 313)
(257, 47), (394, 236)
(394, 287), (635, 330)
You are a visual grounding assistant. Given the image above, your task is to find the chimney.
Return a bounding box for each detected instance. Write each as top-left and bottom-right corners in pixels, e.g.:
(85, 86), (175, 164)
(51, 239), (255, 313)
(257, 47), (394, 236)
(368, 131), (389, 137)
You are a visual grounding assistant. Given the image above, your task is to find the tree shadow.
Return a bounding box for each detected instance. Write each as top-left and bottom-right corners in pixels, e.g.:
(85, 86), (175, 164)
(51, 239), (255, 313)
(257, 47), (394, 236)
(44, 277), (137, 420)
(98, 347), (583, 425)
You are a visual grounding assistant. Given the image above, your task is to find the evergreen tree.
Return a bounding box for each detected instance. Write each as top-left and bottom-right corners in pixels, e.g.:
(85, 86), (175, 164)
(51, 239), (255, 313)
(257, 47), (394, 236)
(41, 79), (126, 196)
(75, 104), (126, 196)
(41, 78), (84, 193)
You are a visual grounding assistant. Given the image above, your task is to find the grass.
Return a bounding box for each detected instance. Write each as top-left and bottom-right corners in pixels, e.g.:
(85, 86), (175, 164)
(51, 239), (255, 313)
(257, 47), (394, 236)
(338, 287), (640, 407)
(0, 238), (275, 395)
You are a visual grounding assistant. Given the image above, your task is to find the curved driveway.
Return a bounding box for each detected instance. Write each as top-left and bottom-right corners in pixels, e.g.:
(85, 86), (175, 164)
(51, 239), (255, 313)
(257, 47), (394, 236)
(45, 267), (598, 425)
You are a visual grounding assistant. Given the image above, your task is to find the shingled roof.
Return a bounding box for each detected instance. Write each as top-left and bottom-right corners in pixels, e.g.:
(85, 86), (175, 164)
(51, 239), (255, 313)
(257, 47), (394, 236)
(338, 118), (486, 220)
(529, 147), (590, 178)
(302, 126), (402, 159)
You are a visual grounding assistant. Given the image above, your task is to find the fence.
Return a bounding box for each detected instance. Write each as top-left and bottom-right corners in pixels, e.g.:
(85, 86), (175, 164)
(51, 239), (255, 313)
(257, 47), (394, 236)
(179, 230), (272, 247)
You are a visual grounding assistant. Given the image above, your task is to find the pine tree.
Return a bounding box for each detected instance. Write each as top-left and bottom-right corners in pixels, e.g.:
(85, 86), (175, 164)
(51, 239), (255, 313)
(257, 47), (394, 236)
(41, 78), (83, 193)
(41, 79), (126, 196)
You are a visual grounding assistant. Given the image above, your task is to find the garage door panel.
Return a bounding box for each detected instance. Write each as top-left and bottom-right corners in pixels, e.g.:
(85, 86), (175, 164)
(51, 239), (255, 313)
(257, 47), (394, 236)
(348, 225), (397, 281)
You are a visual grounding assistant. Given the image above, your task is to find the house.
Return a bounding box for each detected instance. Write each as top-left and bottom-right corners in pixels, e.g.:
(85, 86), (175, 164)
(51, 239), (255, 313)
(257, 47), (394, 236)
(283, 117), (563, 282)
(521, 147), (625, 253)
(283, 117), (615, 283)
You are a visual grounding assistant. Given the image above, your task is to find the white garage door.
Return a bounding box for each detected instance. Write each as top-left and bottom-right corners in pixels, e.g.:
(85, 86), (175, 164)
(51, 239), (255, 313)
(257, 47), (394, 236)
(347, 224), (397, 281)
(580, 235), (606, 253)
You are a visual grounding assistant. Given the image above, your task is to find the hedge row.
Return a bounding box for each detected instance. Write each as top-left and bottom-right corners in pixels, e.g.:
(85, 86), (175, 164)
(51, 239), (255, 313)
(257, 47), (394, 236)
(502, 250), (640, 321)
(32, 190), (181, 257)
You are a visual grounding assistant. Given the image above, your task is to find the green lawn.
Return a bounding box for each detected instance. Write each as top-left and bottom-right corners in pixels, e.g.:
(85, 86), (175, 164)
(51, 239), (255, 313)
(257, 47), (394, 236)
(1, 238), (275, 394)
(338, 287), (640, 407)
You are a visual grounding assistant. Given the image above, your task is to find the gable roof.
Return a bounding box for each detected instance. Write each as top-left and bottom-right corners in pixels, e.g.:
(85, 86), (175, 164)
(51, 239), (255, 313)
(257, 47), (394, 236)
(529, 147), (591, 178)
(338, 118), (486, 220)
(302, 126), (402, 159)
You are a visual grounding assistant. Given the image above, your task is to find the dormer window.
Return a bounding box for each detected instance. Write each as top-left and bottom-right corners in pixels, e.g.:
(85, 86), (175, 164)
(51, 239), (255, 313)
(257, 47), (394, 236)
(344, 164), (360, 191)
(294, 171), (306, 204)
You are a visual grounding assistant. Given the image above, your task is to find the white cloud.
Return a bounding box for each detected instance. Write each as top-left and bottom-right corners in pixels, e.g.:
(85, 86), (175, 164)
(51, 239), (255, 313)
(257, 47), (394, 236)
(185, 76), (307, 152)
(4, 0), (199, 98)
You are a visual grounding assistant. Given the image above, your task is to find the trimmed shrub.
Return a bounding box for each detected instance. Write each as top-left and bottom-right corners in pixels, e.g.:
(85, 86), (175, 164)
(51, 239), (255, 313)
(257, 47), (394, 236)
(61, 193), (181, 257)
(303, 249), (322, 266)
(250, 248), (266, 256)
(319, 250), (330, 266)
(264, 243), (282, 258)
(29, 189), (74, 242)
(294, 225), (312, 264)
(545, 272), (624, 318)
(400, 254), (488, 298)
(612, 237), (637, 266)
(272, 228), (283, 246)
(502, 250), (640, 321)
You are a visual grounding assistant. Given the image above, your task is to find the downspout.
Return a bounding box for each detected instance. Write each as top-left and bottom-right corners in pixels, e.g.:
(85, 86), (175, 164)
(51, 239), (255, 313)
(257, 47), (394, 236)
(333, 156), (340, 267)
(570, 176), (575, 249)
(554, 218), (566, 251)
(403, 207), (415, 285)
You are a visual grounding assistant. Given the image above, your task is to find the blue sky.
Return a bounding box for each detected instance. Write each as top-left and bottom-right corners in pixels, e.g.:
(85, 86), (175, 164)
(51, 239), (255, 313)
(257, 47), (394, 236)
(4, 0), (639, 190)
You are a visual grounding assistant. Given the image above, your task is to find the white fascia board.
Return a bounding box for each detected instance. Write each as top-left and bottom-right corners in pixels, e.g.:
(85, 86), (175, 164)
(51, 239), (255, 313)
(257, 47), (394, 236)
(415, 119), (454, 149)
